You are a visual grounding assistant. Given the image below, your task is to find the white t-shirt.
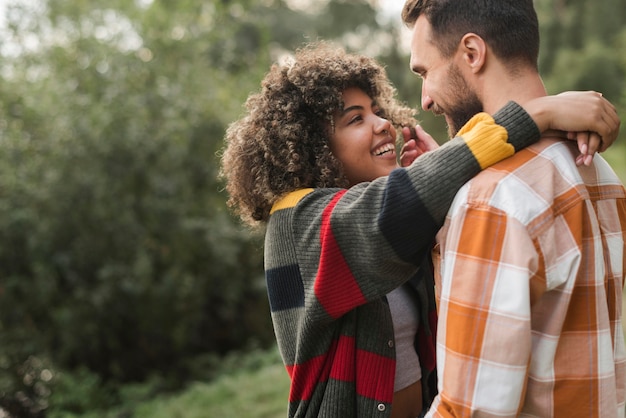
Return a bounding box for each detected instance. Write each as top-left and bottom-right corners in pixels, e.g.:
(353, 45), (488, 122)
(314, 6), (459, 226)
(387, 284), (422, 391)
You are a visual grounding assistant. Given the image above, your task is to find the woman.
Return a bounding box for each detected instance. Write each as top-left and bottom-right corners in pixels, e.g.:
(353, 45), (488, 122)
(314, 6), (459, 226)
(220, 42), (618, 418)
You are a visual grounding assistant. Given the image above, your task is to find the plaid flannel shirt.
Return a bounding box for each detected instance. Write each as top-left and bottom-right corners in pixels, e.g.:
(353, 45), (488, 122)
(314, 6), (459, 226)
(430, 138), (626, 417)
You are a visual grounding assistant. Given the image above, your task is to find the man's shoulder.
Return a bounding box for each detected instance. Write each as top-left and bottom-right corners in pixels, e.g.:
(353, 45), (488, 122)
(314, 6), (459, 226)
(455, 137), (625, 224)
(471, 137), (574, 183)
(450, 139), (577, 220)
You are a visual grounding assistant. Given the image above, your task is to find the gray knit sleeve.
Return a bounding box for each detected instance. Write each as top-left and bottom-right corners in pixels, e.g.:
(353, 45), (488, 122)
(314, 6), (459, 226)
(493, 101), (541, 152)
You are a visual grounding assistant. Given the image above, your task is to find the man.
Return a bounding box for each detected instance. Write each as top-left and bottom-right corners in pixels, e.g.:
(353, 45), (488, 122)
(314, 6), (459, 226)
(402, 0), (626, 416)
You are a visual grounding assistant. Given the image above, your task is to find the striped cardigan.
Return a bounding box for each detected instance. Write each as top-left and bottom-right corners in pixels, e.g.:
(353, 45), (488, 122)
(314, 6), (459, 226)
(264, 102), (540, 417)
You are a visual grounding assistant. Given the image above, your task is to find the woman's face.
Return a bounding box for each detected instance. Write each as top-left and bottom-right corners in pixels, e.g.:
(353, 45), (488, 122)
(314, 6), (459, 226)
(330, 87), (398, 186)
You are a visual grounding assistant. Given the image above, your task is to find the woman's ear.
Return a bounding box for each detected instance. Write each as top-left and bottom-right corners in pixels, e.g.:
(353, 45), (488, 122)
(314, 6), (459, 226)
(459, 33), (486, 74)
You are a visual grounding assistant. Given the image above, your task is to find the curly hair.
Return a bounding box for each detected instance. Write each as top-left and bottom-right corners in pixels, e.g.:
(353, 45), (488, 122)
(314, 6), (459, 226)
(219, 42), (417, 227)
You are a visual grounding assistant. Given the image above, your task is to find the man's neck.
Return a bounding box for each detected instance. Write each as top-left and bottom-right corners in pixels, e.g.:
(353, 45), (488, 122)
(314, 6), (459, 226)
(481, 70), (547, 114)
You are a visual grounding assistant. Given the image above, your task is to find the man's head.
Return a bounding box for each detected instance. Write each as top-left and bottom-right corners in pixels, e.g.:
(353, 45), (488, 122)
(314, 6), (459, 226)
(402, 0), (540, 136)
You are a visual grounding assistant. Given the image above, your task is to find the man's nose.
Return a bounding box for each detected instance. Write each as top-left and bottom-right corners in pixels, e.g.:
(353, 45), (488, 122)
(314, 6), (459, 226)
(421, 83), (433, 111)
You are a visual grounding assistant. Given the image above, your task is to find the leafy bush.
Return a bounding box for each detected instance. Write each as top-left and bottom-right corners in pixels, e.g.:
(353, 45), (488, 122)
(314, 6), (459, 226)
(45, 367), (115, 418)
(0, 2), (276, 416)
(0, 77), (274, 364)
(0, 355), (53, 417)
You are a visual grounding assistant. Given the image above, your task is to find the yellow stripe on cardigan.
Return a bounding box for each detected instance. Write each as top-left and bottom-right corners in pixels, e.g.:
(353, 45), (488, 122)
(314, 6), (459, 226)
(457, 112), (513, 170)
(270, 188), (314, 214)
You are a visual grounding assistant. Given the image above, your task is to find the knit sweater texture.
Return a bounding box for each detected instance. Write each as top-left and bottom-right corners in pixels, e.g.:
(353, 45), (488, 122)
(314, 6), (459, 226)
(264, 102), (540, 418)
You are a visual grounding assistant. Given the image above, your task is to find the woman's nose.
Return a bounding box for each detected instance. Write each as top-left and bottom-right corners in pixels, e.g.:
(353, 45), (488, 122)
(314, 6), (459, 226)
(375, 116), (392, 135)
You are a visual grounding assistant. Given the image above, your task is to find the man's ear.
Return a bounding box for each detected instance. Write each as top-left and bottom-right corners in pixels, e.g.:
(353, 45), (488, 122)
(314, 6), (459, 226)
(459, 33), (486, 74)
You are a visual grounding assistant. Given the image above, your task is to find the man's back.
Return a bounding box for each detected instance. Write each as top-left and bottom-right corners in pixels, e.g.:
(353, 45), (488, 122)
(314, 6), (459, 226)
(432, 137), (626, 417)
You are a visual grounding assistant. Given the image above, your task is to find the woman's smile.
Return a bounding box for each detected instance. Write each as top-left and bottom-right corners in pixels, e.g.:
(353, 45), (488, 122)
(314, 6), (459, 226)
(330, 87), (399, 186)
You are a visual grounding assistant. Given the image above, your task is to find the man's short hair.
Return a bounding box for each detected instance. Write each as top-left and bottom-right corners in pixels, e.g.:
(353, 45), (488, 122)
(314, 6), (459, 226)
(402, 0), (539, 70)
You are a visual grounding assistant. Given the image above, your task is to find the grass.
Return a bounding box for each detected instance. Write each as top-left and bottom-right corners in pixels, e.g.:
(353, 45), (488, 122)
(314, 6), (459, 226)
(130, 361), (290, 418)
(90, 347), (292, 418)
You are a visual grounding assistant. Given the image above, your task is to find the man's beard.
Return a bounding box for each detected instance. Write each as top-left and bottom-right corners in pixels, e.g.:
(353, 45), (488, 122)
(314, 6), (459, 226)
(445, 64), (483, 137)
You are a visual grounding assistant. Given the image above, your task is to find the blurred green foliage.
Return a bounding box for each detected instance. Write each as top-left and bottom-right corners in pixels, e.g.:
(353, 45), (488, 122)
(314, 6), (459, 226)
(0, 0), (624, 416)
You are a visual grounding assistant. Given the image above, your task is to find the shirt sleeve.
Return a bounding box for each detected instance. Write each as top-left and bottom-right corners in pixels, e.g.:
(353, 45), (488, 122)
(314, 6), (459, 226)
(426, 202), (537, 417)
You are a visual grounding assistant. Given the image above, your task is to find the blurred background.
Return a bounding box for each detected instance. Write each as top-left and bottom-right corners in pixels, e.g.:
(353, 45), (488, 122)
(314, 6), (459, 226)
(0, 0), (624, 417)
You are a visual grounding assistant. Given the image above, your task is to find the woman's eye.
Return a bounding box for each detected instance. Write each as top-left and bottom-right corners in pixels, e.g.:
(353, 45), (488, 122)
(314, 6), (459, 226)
(349, 115), (362, 124)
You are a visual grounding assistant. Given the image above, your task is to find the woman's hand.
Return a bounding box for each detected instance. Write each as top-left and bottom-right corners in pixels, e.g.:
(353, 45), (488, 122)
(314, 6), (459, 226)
(399, 125), (439, 167)
(522, 91), (620, 166)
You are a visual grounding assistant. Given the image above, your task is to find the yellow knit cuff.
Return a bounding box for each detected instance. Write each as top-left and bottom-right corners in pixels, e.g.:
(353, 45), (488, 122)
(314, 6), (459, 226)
(459, 112), (513, 169)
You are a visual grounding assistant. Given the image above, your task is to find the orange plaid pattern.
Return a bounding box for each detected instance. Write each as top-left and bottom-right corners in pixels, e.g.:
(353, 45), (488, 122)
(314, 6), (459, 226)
(430, 139), (626, 417)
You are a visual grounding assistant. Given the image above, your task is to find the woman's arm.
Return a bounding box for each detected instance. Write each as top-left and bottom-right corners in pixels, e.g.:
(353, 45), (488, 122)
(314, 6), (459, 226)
(516, 91), (619, 165)
(289, 93), (620, 312)
(289, 102), (528, 311)
(400, 91), (620, 168)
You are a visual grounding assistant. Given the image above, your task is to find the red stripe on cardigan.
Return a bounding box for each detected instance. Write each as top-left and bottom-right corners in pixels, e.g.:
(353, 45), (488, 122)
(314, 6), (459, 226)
(286, 335), (395, 403)
(286, 350), (329, 402)
(333, 335), (395, 402)
(356, 345), (395, 402)
(314, 190), (367, 319)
